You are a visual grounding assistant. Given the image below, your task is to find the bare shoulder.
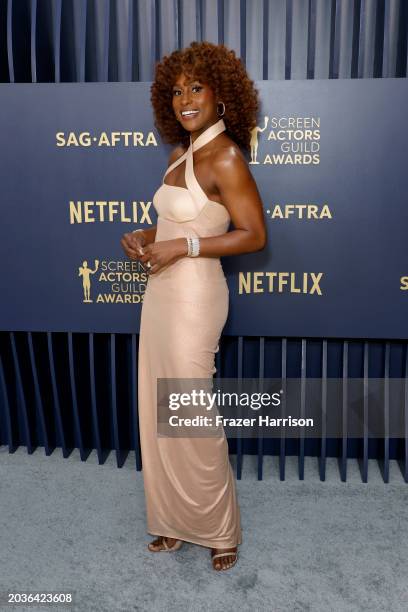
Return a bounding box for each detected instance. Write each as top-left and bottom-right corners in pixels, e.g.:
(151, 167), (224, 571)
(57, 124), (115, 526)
(211, 139), (250, 181)
(167, 144), (187, 167)
(213, 134), (247, 165)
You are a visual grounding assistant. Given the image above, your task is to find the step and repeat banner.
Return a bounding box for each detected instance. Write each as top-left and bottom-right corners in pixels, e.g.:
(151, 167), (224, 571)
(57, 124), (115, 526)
(0, 79), (407, 338)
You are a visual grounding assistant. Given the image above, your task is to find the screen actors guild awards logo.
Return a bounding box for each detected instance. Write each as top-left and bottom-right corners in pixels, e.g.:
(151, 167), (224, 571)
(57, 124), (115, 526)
(76, 259), (146, 304)
(249, 115), (320, 165)
(78, 259), (99, 302)
(249, 116), (268, 164)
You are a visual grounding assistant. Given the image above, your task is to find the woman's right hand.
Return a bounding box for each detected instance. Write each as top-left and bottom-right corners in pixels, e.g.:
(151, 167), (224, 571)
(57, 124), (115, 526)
(120, 231), (146, 261)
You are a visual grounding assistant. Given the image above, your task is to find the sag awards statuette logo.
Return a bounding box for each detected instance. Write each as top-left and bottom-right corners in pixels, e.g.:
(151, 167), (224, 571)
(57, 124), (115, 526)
(77, 259), (147, 304)
(78, 259), (99, 302)
(249, 116), (320, 165)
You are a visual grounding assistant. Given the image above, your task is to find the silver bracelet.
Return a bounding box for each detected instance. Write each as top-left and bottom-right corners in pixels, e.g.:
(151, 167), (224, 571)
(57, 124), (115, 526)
(186, 236), (200, 257)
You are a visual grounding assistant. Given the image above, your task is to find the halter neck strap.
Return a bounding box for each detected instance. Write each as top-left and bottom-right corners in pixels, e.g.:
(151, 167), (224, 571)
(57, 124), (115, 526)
(161, 118), (226, 216)
(189, 118), (226, 153)
(184, 118), (226, 208)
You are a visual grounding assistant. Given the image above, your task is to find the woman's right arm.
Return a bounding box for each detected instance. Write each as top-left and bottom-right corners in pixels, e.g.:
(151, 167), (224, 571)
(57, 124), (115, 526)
(121, 226), (156, 261)
(137, 226), (157, 245)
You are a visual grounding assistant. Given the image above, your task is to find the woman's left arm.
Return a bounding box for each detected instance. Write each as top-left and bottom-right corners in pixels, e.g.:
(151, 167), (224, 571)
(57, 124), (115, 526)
(139, 147), (267, 273)
(194, 146), (267, 257)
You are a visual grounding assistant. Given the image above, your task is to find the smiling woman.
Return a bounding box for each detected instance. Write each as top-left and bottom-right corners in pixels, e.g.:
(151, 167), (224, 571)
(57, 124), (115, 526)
(172, 75), (222, 138)
(150, 41), (259, 150)
(120, 41), (266, 572)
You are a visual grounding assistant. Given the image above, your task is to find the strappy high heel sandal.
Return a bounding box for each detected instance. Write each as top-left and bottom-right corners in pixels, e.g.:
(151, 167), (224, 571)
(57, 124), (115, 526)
(147, 536), (183, 552)
(211, 549), (238, 570)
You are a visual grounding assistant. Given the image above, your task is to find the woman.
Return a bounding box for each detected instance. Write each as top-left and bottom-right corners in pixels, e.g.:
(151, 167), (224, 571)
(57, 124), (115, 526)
(121, 41), (266, 571)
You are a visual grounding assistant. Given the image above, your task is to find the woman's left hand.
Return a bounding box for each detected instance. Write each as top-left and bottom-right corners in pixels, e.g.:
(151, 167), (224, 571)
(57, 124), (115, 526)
(139, 239), (187, 274)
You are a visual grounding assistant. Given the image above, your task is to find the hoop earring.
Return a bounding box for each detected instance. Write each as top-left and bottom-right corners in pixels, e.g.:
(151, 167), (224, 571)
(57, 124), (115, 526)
(217, 101), (225, 117)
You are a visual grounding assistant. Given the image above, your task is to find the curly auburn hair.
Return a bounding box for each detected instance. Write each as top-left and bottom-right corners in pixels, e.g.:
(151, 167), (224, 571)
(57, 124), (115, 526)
(150, 41), (259, 151)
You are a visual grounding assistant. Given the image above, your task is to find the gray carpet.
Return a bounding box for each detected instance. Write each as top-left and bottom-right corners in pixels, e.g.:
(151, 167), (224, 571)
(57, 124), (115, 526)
(0, 445), (407, 612)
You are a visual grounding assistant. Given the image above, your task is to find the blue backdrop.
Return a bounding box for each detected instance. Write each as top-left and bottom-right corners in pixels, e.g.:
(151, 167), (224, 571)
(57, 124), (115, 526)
(0, 78), (407, 338)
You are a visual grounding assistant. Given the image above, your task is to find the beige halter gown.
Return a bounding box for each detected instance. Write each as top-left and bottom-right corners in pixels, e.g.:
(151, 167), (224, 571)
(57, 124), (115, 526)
(137, 118), (242, 548)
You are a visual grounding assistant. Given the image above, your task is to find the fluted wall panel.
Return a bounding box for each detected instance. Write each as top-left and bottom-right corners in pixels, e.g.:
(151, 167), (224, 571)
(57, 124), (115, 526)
(2, 0), (406, 82)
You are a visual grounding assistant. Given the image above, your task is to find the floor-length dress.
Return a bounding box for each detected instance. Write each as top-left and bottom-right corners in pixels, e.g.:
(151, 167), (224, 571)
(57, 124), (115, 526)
(138, 118), (242, 549)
